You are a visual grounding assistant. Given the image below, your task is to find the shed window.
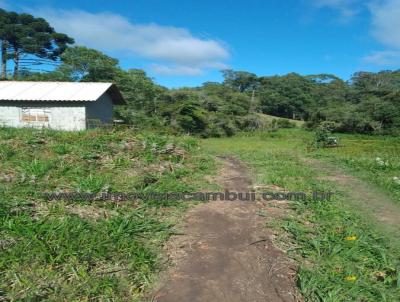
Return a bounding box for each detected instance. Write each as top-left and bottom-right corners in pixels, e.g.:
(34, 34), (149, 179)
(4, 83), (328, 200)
(21, 108), (50, 122)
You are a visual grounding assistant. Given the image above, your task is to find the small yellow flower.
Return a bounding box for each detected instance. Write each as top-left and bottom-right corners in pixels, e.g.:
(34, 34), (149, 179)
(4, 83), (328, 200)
(344, 275), (357, 282)
(345, 236), (357, 241)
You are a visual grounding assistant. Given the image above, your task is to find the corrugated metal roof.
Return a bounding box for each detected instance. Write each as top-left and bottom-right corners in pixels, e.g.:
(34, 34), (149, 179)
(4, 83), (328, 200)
(0, 81), (125, 104)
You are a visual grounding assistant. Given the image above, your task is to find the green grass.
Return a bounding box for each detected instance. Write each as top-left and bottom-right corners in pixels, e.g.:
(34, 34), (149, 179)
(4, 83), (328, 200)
(309, 133), (400, 203)
(202, 129), (400, 301)
(2, 126), (400, 301)
(0, 127), (214, 301)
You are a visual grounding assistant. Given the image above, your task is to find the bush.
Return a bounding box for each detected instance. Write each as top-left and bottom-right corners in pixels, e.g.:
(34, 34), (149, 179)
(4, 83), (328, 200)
(235, 115), (263, 131)
(314, 122), (339, 147)
(221, 120), (237, 136)
(276, 118), (296, 128)
(174, 103), (208, 134)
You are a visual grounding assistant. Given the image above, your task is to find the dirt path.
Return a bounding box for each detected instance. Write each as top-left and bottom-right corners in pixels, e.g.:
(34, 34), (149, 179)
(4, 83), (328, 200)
(304, 157), (400, 240)
(151, 156), (300, 302)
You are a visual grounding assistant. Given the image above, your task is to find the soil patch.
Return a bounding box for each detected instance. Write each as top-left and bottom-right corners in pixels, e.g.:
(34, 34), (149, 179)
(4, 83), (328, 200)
(151, 156), (301, 302)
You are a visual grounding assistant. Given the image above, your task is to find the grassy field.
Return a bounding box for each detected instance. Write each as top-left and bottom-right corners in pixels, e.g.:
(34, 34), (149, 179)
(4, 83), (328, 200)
(0, 127), (213, 301)
(203, 129), (400, 301)
(310, 132), (400, 204)
(1, 126), (400, 301)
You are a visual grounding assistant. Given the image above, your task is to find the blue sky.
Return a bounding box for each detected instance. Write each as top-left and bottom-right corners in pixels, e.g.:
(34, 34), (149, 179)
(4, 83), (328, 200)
(1, 0), (400, 87)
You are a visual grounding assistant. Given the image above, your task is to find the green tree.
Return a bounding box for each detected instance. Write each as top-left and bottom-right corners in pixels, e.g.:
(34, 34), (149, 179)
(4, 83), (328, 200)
(0, 9), (16, 79)
(14, 14), (73, 78)
(258, 73), (314, 119)
(114, 69), (167, 126)
(222, 69), (259, 93)
(115, 69), (164, 112)
(57, 46), (119, 82)
(351, 70), (400, 94)
(0, 9), (73, 79)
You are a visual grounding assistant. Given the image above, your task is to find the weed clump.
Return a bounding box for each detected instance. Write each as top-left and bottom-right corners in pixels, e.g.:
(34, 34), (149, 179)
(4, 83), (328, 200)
(0, 127), (212, 301)
(314, 122), (339, 148)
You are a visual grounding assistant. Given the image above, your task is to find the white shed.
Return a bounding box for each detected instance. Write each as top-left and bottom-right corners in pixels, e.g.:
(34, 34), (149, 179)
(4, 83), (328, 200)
(0, 81), (125, 131)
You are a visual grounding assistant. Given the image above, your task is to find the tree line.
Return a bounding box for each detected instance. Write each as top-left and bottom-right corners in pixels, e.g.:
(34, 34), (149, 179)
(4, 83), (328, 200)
(223, 70), (400, 134)
(1, 8), (399, 136)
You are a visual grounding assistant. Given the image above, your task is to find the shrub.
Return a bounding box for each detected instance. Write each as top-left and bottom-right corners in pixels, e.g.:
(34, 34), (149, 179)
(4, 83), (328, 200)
(236, 115), (263, 131)
(314, 122), (339, 147)
(276, 118), (296, 128)
(174, 104), (208, 134)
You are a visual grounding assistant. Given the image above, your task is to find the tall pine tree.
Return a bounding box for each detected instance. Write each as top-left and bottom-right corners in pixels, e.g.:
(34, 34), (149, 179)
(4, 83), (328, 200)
(0, 9), (74, 79)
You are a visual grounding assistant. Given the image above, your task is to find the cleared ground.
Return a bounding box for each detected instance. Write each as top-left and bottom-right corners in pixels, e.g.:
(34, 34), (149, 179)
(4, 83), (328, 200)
(153, 156), (300, 302)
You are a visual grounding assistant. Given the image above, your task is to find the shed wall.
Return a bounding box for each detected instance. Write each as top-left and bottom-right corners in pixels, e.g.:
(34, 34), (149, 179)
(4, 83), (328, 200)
(0, 101), (86, 131)
(85, 93), (114, 124)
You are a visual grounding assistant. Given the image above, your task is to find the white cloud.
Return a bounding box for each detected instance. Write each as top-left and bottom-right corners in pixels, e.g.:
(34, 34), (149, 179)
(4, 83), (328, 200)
(151, 61), (228, 76)
(150, 64), (204, 76)
(363, 0), (400, 66)
(369, 0), (400, 49)
(311, 0), (361, 20)
(35, 9), (230, 76)
(363, 50), (400, 65)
